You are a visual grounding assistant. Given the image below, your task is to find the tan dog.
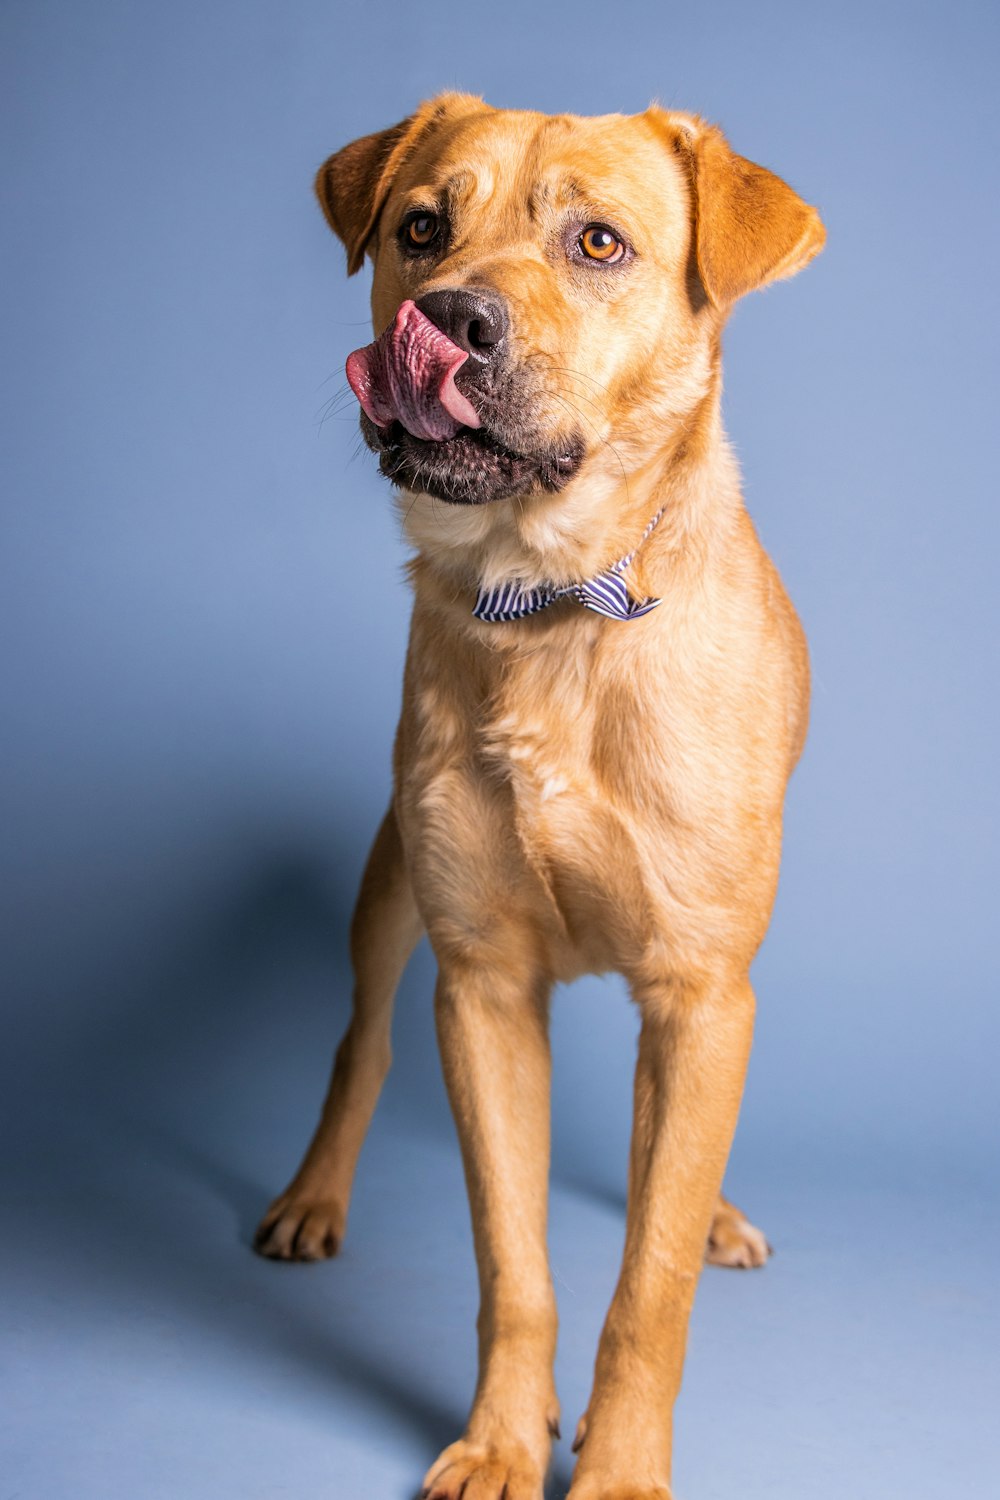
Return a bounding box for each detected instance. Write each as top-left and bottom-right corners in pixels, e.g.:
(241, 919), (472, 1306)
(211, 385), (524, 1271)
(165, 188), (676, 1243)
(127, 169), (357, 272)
(255, 94), (824, 1500)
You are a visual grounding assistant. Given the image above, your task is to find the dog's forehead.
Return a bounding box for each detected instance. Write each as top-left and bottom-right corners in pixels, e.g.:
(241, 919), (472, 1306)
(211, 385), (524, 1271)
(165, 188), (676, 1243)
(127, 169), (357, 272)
(405, 108), (683, 224)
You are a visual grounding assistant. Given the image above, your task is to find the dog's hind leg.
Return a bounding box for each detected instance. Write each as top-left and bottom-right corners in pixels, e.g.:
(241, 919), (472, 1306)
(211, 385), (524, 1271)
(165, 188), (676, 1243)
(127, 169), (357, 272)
(254, 804), (422, 1261)
(706, 1190), (771, 1269)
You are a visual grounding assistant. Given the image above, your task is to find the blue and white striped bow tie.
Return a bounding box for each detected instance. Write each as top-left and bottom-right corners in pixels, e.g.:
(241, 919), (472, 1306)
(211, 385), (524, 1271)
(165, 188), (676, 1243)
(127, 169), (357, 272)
(473, 507), (665, 624)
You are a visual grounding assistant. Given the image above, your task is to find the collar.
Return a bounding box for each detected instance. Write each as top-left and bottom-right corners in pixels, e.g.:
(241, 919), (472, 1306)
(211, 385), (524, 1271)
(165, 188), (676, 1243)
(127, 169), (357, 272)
(472, 507), (665, 624)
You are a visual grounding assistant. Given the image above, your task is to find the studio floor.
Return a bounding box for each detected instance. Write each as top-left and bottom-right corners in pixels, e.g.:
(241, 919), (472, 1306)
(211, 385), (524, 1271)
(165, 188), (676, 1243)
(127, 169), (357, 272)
(4, 1027), (996, 1500)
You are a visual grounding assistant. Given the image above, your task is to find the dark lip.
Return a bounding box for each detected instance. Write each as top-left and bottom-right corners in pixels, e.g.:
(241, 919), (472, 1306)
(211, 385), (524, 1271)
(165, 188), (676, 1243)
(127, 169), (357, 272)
(360, 414), (586, 506)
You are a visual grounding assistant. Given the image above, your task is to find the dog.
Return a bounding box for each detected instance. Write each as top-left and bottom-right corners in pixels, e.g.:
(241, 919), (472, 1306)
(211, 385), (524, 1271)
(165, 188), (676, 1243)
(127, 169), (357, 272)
(255, 94), (824, 1500)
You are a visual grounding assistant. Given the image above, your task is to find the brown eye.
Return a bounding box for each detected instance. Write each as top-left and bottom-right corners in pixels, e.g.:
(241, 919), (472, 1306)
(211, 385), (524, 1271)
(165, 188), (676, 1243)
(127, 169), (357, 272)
(404, 212), (440, 249)
(579, 224), (625, 263)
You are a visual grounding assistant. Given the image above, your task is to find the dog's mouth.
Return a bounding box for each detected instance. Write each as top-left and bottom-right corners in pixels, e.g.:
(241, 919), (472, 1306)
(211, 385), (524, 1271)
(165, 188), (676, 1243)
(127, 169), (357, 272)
(361, 415), (586, 506)
(346, 300), (585, 505)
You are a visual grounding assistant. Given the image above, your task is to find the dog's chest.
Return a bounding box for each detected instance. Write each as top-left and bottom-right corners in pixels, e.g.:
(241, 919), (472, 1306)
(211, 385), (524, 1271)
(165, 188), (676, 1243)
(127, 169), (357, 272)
(492, 723), (624, 949)
(463, 649), (673, 971)
(401, 616), (775, 981)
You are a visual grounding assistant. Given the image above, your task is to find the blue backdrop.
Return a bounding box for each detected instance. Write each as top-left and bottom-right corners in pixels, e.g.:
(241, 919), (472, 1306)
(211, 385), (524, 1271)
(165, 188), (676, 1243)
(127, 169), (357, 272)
(2, 3), (997, 1497)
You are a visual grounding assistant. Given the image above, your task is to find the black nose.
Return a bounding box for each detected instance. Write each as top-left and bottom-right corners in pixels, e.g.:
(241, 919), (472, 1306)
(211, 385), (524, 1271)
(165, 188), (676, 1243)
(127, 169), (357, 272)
(415, 288), (509, 362)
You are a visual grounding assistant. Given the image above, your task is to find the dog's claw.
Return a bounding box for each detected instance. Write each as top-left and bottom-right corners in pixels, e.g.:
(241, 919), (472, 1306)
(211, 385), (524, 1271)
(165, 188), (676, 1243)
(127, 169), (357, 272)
(253, 1191), (346, 1262)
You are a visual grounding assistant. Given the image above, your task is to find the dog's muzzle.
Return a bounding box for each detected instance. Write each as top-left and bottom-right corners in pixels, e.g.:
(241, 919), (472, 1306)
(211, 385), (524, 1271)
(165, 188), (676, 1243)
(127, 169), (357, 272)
(346, 291), (585, 505)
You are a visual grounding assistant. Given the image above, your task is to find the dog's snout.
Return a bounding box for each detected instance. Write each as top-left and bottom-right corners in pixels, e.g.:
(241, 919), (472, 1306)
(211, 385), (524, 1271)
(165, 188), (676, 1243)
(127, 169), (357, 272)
(416, 289), (509, 361)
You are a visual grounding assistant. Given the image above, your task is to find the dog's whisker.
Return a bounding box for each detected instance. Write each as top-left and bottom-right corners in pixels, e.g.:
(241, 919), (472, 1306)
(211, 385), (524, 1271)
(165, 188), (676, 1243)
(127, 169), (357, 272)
(403, 491), (420, 525)
(316, 392), (364, 434)
(537, 360), (616, 397)
(320, 384), (355, 408)
(316, 388), (356, 420)
(547, 390), (631, 511)
(317, 405), (361, 428)
(543, 381), (605, 419)
(316, 370), (352, 392)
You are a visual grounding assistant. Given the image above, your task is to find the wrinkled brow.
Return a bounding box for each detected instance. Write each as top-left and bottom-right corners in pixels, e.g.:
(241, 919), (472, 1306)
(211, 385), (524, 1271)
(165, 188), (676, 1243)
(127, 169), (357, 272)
(427, 170), (602, 226)
(424, 171), (486, 216)
(525, 177), (591, 220)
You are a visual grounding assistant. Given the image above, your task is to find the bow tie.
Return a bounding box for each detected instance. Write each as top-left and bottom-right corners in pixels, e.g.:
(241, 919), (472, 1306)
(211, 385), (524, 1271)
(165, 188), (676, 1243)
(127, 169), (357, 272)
(472, 507), (665, 624)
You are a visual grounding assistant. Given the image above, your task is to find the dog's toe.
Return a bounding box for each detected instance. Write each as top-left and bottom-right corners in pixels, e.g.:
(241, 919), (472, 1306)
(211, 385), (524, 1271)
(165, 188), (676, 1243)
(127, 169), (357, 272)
(705, 1199), (771, 1269)
(422, 1438), (544, 1500)
(253, 1193), (345, 1261)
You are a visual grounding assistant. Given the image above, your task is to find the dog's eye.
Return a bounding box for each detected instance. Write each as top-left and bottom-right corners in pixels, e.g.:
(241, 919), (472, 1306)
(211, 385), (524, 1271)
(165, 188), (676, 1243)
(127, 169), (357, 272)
(402, 212), (441, 251)
(579, 225), (625, 263)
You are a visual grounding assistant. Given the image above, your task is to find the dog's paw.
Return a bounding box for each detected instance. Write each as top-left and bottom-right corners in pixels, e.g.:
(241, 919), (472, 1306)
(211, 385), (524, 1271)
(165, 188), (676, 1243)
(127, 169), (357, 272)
(421, 1438), (545, 1500)
(705, 1199), (771, 1269)
(252, 1191), (345, 1261)
(568, 1424), (672, 1500)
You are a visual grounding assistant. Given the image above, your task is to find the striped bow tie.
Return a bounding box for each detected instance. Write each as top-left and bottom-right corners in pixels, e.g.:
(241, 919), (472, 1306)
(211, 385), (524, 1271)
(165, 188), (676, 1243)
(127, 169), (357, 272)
(473, 507), (665, 624)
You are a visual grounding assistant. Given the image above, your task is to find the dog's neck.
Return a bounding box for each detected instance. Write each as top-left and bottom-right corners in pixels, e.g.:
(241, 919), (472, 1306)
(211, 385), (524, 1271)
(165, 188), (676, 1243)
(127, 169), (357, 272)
(399, 384), (743, 602)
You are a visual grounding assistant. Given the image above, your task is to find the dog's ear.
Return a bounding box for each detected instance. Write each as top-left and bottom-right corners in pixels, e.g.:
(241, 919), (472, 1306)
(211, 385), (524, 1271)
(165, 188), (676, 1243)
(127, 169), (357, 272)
(649, 110), (825, 308)
(316, 93), (483, 275)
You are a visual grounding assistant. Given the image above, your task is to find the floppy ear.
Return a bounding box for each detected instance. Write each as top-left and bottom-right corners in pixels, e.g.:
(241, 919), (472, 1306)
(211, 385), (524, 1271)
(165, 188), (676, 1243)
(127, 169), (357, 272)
(654, 112), (825, 308)
(315, 93), (483, 275)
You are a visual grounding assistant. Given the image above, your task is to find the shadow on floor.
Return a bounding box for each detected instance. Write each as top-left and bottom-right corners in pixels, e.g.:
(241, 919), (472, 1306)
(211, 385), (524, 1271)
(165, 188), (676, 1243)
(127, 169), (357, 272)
(6, 836), (631, 1496)
(5, 842), (467, 1485)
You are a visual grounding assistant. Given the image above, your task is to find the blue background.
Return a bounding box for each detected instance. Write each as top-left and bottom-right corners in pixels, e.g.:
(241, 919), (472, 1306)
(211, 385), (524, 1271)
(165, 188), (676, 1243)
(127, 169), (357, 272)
(2, 1), (997, 1496)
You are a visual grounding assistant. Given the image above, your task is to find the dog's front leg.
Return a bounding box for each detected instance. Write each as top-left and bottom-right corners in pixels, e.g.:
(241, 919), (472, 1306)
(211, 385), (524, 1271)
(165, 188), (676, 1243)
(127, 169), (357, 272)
(422, 958), (558, 1500)
(568, 973), (756, 1500)
(255, 805), (422, 1259)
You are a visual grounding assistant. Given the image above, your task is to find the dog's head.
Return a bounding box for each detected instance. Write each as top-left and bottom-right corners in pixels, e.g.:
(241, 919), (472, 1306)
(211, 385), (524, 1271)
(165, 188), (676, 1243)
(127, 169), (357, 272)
(317, 95), (824, 509)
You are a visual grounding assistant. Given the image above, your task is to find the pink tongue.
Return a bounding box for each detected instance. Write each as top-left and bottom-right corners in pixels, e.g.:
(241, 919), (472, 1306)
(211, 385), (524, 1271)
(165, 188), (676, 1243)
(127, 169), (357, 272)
(345, 300), (482, 442)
